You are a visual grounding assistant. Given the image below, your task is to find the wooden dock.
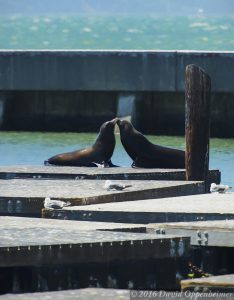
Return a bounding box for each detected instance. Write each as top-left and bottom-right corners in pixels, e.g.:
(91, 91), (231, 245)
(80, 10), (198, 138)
(0, 216), (147, 233)
(0, 289), (130, 300)
(0, 165), (220, 183)
(0, 179), (204, 216)
(148, 219), (234, 247)
(0, 216), (190, 293)
(0, 217), (189, 267)
(1, 229), (189, 267)
(44, 193), (234, 223)
(0, 288), (231, 300)
(0, 166), (230, 295)
(181, 274), (234, 292)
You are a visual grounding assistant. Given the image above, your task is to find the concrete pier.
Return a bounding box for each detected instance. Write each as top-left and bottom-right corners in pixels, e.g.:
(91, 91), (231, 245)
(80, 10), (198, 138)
(0, 50), (234, 136)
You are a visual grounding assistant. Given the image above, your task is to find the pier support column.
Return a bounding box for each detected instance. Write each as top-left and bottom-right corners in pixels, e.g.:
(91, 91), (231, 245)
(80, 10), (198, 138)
(116, 93), (136, 122)
(185, 64), (211, 191)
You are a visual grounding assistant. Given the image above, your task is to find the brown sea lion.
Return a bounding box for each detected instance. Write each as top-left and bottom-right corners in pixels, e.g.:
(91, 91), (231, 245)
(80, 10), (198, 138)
(117, 119), (185, 168)
(45, 118), (118, 167)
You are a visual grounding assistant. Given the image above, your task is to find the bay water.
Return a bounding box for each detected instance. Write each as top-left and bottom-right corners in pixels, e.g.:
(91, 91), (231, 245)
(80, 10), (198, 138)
(0, 15), (234, 50)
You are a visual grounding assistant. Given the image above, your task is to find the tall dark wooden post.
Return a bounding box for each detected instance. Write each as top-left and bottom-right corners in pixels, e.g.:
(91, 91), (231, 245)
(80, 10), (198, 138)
(185, 64), (211, 191)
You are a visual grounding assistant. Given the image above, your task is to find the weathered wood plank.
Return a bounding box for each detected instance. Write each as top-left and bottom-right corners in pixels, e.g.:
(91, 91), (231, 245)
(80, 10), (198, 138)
(0, 289), (130, 300)
(0, 216), (147, 232)
(181, 274), (234, 292)
(149, 220), (234, 231)
(45, 193), (234, 223)
(148, 219), (234, 247)
(0, 228), (189, 267)
(0, 165), (220, 184)
(0, 217), (190, 293)
(0, 179), (204, 216)
(0, 288), (232, 300)
(0, 221), (189, 293)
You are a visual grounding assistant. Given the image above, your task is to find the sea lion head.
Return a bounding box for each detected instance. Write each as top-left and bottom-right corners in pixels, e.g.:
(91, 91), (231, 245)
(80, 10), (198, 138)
(94, 118), (119, 155)
(116, 119), (134, 136)
(98, 118), (119, 137)
(116, 119), (147, 162)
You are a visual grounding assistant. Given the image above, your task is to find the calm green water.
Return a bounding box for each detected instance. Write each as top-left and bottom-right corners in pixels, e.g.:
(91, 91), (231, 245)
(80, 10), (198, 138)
(1, 15), (234, 50)
(0, 131), (233, 187)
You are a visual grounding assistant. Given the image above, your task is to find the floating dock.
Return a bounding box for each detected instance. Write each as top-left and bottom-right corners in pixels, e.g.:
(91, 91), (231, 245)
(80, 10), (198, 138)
(1, 230), (188, 267)
(44, 193), (234, 223)
(0, 166), (220, 183)
(0, 179), (204, 216)
(0, 216), (190, 293)
(148, 219), (234, 247)
(0, 288), (229, 300)
(148, 218), (234, 277)
(0, 216), (147, 233)
(181, 274), (234, 293)
(0, 289), (130, 300)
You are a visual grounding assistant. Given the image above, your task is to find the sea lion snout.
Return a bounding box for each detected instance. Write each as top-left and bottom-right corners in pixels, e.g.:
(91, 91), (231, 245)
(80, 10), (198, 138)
(116, 119), (131, 132)
(116, 118), (122, 126)
(102, 118), (120, 131)
(110, 117), (119, 125)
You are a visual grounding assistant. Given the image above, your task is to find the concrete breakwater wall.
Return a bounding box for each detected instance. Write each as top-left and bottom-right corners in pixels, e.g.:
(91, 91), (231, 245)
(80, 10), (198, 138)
(0, 50), (234, 136)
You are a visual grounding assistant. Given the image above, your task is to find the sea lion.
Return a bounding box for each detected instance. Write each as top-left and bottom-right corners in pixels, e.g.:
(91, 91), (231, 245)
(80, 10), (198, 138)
(117, 119), (185, 168)
(45, 118), (118, 167)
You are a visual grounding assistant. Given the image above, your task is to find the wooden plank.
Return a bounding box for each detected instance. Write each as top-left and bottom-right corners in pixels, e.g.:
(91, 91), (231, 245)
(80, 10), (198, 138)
(181, 274), (234, 292)
(45, 193), (234, 223)
(0, 289), (130, 300)
(0, 216), (147, 233)
(0, 179), (204, 216)
(0, 218), (190, 293)
(0, 288), (232, 300)
(0, 165), (220, 184)
(148, 219), (234, 247)
(0, 228), (190, 267)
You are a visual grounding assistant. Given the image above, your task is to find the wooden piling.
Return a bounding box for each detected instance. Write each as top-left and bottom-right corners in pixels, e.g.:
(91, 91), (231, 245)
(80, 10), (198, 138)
(185, 64), (211, 190)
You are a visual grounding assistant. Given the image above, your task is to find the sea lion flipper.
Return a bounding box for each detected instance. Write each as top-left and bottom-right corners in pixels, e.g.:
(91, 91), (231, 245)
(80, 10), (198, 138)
(106, 160), (119, 168)
(132, 157), (145, 168)
(132, 156), (157, 168)
(95, 160), (119, 168)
